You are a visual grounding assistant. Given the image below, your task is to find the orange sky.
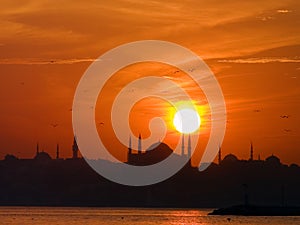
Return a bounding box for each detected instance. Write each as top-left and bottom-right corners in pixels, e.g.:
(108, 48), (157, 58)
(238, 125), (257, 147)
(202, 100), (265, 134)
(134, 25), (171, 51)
(0, 0), (299, 165)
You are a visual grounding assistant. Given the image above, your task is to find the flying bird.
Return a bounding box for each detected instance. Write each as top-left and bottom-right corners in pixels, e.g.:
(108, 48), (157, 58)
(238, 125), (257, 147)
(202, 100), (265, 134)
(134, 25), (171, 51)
(50, 123), (59, 128)
(280, 115), (290, 119)
(283, 129), (292, 132)
(253, 109), (261, 113)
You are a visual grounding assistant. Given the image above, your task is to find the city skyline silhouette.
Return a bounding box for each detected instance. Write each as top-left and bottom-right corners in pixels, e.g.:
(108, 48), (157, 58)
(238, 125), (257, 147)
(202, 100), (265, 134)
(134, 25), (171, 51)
(1, 135), (300, 208)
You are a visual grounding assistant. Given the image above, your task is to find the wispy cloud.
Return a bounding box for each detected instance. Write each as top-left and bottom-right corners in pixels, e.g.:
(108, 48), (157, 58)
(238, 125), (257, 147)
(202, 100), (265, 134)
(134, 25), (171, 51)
(0, 58), (99, 65)
(277, 9), (292, 13)
(218, 57), (300, 64)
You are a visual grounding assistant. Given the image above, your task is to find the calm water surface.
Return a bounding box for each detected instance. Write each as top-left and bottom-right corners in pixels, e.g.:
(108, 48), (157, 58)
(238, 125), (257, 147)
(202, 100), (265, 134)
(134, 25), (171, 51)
(0, 207), (300, 225)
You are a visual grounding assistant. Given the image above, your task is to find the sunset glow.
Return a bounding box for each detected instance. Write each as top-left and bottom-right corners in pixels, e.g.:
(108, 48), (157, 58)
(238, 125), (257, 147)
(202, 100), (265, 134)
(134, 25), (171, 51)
(0, 0), (299, 167)
(173, 108), (201, 134)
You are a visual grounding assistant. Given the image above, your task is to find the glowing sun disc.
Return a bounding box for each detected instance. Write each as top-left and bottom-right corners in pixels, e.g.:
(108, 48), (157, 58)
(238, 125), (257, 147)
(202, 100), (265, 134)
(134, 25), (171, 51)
(173, 108), (201, 134)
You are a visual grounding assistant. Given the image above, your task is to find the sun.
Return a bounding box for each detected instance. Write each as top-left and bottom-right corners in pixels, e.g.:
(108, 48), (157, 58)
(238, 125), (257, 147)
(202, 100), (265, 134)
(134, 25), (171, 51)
(173, 108), (201, 134)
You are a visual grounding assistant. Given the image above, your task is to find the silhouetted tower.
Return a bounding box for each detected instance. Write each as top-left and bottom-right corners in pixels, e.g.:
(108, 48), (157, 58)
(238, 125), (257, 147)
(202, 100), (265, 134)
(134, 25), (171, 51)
(181, 135), (185, 156)
(72, 136), (79, 159)
(250, 141), (253, 161)
(56, 144), (60, 159)
(36, 142), (39, 156)
(128, 135), (132, 155)
(218, 146), (222, 165)
(138, 133), (142, 154)
(187, 134), (191, 163)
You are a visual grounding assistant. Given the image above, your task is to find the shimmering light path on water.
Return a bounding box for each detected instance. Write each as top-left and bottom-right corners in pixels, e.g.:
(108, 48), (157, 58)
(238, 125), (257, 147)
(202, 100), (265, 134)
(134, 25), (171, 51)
(0, 207), (300, 225)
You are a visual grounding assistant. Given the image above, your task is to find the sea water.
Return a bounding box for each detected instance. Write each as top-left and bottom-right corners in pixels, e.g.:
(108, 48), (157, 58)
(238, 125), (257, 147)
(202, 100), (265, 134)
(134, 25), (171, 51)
(0, 207), (299, 225)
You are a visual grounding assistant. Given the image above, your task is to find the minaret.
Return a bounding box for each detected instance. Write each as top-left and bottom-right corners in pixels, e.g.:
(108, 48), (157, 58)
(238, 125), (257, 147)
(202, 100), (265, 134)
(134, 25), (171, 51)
(138, 133), (142, 154)
(181, 134), (185, 156)
(187, 134), (191, 164)
(128, 136), (132, 154)
(72, 136), (79, 159)
(218, 145), (222, 165)
(56, 143), (60, 159)
(250, 141), (253, 161)
(128, 135), (132, 161)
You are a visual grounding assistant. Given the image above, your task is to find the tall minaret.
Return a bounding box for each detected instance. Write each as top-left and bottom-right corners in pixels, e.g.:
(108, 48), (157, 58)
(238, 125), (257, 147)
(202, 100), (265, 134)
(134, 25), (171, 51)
(72, 136), (79, 159)
(56, 143), (60, 159)
(250, 141), (253, 161)
(187, 134), (191, 162)
(218, 145), (222, 165)
(127, 135), (132, 163)
(138, 133), (142, 154)
(128, 136), (132, 155)
(181, 134), (185, 156)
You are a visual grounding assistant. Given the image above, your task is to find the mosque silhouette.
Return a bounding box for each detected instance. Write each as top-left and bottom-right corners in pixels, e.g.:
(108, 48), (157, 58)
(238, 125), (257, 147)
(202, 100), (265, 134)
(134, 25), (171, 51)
(0, 136), (299, 207)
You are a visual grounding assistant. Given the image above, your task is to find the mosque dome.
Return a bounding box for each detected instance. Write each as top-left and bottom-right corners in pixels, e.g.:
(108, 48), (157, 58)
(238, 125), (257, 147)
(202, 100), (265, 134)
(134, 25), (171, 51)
(34, 151), (52, 161)
(265, 154), (280, 165)
(4, 154), (18, 161)
(222, 154), (239, 163)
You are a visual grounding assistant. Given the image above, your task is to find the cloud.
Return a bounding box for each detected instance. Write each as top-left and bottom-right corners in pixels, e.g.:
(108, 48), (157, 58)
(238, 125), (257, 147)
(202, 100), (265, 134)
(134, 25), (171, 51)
(0, 58), (100, 65)
(277, 9), (292, 13)
(218, 57), (300, 64)
(0, 0), (299, 60)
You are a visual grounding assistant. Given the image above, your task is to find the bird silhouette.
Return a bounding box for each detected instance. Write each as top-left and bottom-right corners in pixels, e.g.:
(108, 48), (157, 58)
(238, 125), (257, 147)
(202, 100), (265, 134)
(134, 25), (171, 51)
(284, 129), (292, 132)
(50, 123), (59, 128)
(280, 115), (290, 119)
(253, 109), (261, 113)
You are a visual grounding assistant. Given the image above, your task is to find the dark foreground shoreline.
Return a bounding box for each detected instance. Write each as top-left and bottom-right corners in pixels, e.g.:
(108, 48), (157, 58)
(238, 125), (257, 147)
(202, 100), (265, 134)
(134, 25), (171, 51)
(209, 205), (300, 216)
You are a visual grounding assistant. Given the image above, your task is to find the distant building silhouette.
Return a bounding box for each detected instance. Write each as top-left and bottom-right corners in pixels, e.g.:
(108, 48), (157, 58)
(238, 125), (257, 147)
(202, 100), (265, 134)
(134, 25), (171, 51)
(1, 135), (300, 208)
(72, 136), (79, 159)
(222, 153), (239, 164)
(127, 134), (192, 167)
(4, 154), (18, 161)
(56, 144), (60, 159)
(138, 133), (142, 154)
(34, 151), (52, 161)
(34, 142), (52, 161)
(187, 134), (191, 161)
(266, 154), (281, 166)
(181, 135), (185, 156)
(250, 141), (254, 161)
(128, 135), (132, 157)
